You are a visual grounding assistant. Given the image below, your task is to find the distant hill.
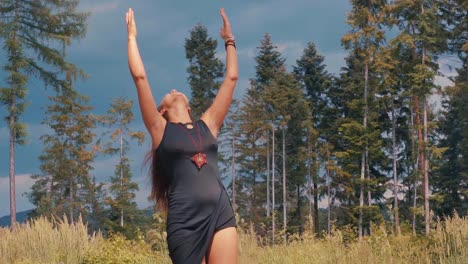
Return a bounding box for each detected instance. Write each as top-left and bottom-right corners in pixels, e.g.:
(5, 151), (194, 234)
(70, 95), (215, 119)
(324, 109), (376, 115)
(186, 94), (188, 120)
(0, 209), (33, 227)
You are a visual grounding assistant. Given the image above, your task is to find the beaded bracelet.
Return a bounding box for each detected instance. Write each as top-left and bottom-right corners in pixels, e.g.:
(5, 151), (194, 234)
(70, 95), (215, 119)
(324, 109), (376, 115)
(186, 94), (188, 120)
(225, 41), (236, 50)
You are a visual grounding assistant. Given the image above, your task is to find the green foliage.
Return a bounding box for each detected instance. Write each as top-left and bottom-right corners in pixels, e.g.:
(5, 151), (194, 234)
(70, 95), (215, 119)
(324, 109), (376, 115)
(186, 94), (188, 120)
(234, 34), (287, 225)
(0, 0), (89, 124)
(97, 98), (146, 238)
(432, 63), (467, 217)
(29, 89), (97, 224)
(254, 33), (286, 87)
(0, 0), (88, 225)
(145, 212), (168, 252)
(185, 24), (224, 119)
(83, 233), (167, 264)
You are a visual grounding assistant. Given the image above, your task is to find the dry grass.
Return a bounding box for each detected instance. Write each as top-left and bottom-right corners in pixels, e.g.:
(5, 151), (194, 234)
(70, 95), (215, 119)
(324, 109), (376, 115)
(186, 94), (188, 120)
(238, 214), (467, 264)
(0, 214), (466, 264)
(0, 216), (102, 264)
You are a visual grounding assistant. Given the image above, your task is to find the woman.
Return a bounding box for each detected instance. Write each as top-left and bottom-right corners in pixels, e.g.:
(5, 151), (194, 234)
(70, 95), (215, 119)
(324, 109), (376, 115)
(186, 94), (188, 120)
(126, 7), (238, 264)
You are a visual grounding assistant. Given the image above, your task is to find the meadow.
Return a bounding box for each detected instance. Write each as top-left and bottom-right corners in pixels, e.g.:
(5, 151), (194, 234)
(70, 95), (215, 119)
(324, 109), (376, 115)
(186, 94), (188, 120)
(0, 214), (466, 264)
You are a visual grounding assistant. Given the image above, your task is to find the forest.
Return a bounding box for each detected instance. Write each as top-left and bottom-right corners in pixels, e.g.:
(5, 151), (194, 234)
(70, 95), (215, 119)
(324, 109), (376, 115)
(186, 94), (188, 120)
(0, 0), (466, 263)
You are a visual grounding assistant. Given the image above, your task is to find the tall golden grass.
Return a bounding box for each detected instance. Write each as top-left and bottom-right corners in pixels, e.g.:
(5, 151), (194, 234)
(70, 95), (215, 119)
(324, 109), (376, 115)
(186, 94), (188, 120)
(0, 216), (101, 264)
(0, 214), (466, 264)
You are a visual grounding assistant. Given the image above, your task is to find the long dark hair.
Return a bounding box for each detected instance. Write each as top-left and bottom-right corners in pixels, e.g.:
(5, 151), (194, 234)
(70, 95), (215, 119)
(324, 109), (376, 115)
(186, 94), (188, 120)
(146, 106), (170, 211)
(145, 149), (169, 211)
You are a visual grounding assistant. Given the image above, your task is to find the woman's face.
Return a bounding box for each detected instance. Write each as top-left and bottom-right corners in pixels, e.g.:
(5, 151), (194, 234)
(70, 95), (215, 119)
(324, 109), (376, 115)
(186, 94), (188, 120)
(159, 89), (190, 115)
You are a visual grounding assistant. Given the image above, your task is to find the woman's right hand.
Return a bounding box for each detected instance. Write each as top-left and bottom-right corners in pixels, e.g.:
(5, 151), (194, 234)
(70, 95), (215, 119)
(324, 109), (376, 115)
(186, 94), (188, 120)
(126, 8), (137, 39)
(219, 8), (233, 41)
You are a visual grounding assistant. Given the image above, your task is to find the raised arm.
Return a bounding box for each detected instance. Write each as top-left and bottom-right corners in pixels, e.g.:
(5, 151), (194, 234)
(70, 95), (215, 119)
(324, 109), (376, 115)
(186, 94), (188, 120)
(126, 8), (165, 148)
(201, 8), (238, 138)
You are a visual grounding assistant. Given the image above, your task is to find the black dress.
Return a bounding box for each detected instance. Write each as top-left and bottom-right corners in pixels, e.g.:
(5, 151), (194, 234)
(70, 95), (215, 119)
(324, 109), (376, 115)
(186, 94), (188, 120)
(155, 120), (236, 264)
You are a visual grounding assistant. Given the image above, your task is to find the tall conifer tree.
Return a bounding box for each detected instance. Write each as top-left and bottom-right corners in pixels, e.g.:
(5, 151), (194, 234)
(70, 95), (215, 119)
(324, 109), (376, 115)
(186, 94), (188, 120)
(185, 24), (224, 119)
(342, 0), (387, 239)
(433, 63), (467, 217)
(0, 0), (88, 225)
(30, 88), (96, 224)
(235, 33), (286, 237)
(99, 98), (145, 237)
(390, 0), (448, 234)
(294, 42), (332, 235)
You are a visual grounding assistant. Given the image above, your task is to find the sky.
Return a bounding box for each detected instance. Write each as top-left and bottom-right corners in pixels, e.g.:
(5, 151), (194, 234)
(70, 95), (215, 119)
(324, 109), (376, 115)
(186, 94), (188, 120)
(0, 0), (458, 217)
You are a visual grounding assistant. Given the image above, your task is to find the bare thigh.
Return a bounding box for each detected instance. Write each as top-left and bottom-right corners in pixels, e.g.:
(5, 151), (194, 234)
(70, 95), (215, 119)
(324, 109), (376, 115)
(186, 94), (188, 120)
(204, 227), (238, 264)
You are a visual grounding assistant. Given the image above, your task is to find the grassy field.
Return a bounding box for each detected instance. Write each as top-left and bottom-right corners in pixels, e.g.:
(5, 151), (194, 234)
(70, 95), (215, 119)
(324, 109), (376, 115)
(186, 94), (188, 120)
(0, 214), (466, 264)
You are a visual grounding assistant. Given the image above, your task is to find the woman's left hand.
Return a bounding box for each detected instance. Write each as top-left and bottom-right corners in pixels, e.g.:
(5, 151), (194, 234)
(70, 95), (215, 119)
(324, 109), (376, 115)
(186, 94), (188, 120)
(126, 8), (137, 39)
(219, 8), (233, 41)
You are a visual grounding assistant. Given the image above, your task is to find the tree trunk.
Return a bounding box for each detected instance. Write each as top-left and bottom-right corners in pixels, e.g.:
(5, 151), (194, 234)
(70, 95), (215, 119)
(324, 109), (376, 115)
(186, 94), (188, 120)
(307, 134), (312, 227)
(271, 124), (276, 244)
(423, 101), (430, 235)
(313, 143), (319, 235)
(410, 98), (418, 234)
(392, 105), (400, 234)
(69, 175), (74, 224)
(267, 133), (270, 217)
(421, 2), (430, 237)
(296, 185), (301, 234)
(120, 124), (124, 227)
(326, 145), (331, 235)
(9, 13), (19, 227)
(251, 146), (257, 223)
(9, 103), (17, 227)
(282, 127), (287, 244)
(415, 95), (426, 234)
(359, 62), (369, 240)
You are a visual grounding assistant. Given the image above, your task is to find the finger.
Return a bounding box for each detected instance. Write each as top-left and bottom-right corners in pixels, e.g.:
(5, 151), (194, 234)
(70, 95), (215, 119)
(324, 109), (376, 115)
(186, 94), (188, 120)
(220, 8), (229, 25)
(129, 8), (133, 23)
(126, 12), (128, 24)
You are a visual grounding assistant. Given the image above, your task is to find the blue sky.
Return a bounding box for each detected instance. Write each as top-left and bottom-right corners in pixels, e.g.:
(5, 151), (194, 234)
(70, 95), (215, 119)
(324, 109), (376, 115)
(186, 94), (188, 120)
(0, 0), (353, 217)
(0, 0), (457, 217)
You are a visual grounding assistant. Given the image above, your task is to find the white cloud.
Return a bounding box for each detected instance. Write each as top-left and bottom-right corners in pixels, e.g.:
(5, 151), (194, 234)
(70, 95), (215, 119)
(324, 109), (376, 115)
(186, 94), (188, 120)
(0, 174), (36, 217)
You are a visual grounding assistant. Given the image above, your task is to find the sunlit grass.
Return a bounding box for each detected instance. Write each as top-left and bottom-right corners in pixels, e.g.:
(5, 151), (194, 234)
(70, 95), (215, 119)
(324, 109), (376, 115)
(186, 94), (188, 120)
(0, 214), (466, 263)
(0, 216), (102, 264)
(238, 213), (467, 264)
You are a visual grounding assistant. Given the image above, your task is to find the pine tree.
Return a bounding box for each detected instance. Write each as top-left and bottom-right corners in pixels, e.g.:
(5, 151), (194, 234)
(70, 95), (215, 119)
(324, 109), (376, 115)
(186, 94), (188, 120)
(98, 98), (145, 237)
(262, 70), (312, 240)
(235, 81), (269, 224)
(217, 100), (240, 211)
(0, 0), (88, 225)
(294, 42), (332, 235)
(342, 0), (388, 239)
(433, 62), (467, 217)
(333, 50), (387, 236)
(235, 33), (287, 241)
(29, 88), (96, 224)
(390, 0), (448, 235)
(185, 24), (224, 119)
(373, 42), (416, 234)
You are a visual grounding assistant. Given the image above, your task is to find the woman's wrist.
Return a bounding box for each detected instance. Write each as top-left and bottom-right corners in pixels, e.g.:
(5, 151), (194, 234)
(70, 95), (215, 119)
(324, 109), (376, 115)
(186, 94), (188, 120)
(223, 35), (235, 43)
(224, 36), (236, 50)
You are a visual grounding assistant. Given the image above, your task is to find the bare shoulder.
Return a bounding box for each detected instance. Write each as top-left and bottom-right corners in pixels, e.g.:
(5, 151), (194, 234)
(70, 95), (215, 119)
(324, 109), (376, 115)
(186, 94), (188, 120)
(200, 114), (219, 139)
(149, 116), (167, 150)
